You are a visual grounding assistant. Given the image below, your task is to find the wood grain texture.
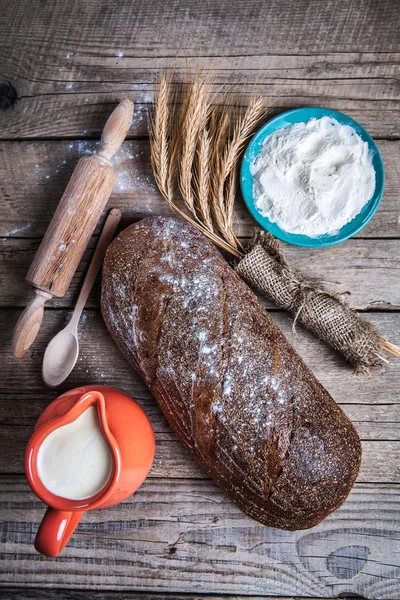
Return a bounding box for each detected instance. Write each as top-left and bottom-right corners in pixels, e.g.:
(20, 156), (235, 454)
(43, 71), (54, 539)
(1, 0), (399, 58)
(0, 69), (399, 140)
(1, 310), (399, 409)
(10, 289), (50, 359)
(23, 108), (131, 294)
(1, 0), (399, 595)
(1, 310), (399, 482)
(2, 237), (400, 311)
(1, 139), (400, 239)
(26, 156), (116, 295)
(0, 476), (399, 598)
(1, 423), (399, 483)
(0, 0), (399, 138)
(0, 592), (341, 600)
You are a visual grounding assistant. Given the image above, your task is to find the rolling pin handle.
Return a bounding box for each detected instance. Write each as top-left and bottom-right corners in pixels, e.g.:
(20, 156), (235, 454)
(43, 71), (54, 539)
(98, 99), (134, 162)
(11, 290), (52, 358)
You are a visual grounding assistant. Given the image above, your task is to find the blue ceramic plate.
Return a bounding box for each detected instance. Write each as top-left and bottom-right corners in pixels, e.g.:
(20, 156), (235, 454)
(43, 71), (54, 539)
(240, 107), (384, 247)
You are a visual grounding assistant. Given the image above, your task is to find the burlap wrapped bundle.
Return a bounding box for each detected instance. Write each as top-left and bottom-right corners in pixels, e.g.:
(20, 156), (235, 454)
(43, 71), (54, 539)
(236, 230), (395, 373)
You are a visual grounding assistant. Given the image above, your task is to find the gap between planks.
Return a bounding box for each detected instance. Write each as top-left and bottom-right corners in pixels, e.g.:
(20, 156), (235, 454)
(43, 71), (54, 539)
(2, 139), (399, 239)
(0, 589), (348, 600)
(1, 237), (399, 311)
(1, 311), (399, 482)
(0, 476), (399, 598)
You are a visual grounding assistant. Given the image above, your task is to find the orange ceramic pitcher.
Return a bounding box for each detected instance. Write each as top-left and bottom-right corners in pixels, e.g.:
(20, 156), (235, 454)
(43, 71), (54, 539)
(25, 385), (155, 557)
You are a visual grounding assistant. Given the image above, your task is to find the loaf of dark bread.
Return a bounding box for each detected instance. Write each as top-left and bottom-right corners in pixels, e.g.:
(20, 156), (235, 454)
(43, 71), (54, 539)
(101, 217), (361, 530)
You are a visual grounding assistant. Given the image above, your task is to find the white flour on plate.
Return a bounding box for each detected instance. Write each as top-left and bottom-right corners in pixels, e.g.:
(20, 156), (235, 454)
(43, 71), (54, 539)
(251, 117), (376, 237)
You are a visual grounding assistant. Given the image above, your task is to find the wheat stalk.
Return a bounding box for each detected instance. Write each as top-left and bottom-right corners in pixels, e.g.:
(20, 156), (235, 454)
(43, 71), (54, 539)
(193, 127), (213, 231)
(179, 79), (209, 215)
(150, 73), (267, 259)
(224, 97), (267, 177)
(225, 167), (245, 253)
(149, 74), (242, 258)
(209, 110), (232, 240)
(216, 97), (268, 247)
(149, 73), (172, 202)
(379, 340), (400, 357)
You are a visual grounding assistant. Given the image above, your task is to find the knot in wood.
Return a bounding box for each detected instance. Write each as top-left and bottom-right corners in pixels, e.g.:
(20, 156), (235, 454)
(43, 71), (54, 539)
(0, 82), (18, 111)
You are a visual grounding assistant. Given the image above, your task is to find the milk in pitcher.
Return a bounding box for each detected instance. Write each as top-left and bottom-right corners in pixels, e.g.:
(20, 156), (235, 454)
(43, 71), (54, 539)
(37, 406), (113, 500)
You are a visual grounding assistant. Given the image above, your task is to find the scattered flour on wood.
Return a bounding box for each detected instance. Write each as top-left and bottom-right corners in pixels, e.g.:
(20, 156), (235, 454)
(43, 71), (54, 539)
(6, 223), (31, 236)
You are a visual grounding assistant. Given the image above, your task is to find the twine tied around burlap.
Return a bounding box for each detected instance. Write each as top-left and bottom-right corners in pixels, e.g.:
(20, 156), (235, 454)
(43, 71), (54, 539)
(236, 230), (399, 373)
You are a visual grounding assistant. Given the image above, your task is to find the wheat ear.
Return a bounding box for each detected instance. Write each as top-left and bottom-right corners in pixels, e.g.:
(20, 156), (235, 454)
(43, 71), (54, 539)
(217, 96), (268, 248)
(179, 79), (210, 215)
(149, 75), (242, 258)
(149, 73), (173, 202)
(209, 110), (232, 241)
(193, 127), (214, 231)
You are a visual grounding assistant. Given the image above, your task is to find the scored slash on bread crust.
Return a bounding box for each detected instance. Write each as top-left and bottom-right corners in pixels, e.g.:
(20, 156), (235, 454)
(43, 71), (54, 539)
(101, 217), (361, 531)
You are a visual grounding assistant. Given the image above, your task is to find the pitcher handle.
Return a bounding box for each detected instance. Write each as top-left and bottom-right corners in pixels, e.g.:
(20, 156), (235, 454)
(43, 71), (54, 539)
(35, 507), (84, 557)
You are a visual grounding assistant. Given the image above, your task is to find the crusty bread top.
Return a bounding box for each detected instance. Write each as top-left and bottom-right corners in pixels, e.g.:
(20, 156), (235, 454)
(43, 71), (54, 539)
(101, 217), (361, 530)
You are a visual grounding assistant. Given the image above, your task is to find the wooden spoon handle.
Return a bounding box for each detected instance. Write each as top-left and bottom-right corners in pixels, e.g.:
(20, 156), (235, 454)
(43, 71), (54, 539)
(69, 208), (122, 330)
(11, 290), (53, 358)
(98, 99), (134, 162)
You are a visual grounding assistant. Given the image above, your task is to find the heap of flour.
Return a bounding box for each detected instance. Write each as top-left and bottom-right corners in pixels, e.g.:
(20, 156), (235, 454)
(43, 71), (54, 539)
(251, 117), (375, 237)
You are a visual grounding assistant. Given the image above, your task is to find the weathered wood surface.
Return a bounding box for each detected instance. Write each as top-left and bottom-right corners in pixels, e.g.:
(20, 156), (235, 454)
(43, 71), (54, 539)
(1, 0), (399, 596)
(0, 0), (399, 139)
(0, 594), (340, 600)
(1, 476), (400, 599)
(1, 422), (399, 483)
(2, 310), (399, 409)
(0, 65), (399, 140)
(1, 139), (399, 239)
(0, 593), (340, 600)
(2, 237), (399, 311)
(2, 0), (398, 58)
(1, 310), (399, 483)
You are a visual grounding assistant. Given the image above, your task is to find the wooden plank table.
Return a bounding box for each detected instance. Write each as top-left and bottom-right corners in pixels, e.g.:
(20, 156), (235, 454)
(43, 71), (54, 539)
(0, 0), (399, 598)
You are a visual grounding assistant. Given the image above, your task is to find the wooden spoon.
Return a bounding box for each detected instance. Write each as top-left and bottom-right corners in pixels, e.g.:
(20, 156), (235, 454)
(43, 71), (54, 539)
(42, 208), (121, 387)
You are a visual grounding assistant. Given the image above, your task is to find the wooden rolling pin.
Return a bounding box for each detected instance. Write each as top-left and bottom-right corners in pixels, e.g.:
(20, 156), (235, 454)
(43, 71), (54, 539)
(11, 99), (134, 358)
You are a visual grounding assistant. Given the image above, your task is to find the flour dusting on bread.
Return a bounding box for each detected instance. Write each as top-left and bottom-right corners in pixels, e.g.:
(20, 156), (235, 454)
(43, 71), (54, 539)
(101, 217), (361, 530)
